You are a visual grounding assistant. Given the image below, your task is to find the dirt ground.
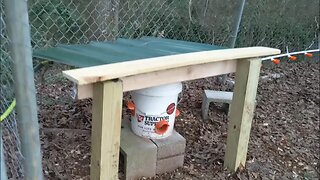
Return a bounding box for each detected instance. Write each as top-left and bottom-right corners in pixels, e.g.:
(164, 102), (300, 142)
(36, 58), (319, 180)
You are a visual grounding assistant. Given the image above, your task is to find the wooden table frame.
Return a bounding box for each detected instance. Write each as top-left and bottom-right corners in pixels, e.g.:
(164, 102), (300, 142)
(63, 47), (280, 179)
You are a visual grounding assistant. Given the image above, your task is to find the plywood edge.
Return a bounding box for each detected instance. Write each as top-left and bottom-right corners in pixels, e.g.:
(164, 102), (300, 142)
(63, 47), (280, 85)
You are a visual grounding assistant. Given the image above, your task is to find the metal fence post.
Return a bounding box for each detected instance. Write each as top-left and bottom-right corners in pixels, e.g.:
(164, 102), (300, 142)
(1, 125), (8, 180)
(229, 0), (246, 49)
(3, 0), (43, 179)
(220, 0), (246, 84)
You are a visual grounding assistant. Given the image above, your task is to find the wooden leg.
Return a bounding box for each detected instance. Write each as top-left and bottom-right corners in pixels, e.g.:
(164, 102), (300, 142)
(224, 58), (261, 171)
(90, 80), (123, 180)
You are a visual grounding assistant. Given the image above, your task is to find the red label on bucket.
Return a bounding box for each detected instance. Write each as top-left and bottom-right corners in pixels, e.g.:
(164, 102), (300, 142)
(166, 103), (175, 115)
(137, 114), (144, 122)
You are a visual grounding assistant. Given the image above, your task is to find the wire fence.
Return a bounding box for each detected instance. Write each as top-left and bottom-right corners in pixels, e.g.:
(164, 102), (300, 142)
(1, 0), (319, 178)
(28, 0), (246, 48)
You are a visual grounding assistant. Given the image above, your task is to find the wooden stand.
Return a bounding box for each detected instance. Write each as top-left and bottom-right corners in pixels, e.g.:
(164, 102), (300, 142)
(91, 80), (123, 179)
(63, 47), (280, 179)
(224, 58), (262, 171)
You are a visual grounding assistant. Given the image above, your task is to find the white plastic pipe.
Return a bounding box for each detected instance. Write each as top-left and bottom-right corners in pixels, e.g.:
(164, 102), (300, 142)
(262, 49), (319, 61)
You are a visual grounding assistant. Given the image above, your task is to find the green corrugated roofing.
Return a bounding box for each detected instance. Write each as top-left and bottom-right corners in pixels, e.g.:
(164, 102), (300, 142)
(33, 36), (224, 68)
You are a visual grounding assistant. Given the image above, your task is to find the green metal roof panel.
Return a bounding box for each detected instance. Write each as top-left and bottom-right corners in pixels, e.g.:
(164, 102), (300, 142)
(33, 37), (225, 68)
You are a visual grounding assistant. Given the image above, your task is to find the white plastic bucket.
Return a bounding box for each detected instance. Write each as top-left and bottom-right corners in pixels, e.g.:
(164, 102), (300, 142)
(128, 83), (182, 139)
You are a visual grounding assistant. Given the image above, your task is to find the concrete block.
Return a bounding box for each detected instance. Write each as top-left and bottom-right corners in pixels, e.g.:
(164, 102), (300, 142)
(204, 90), (233, 103)
(156, 154), (185, 174)
(120, 120), (157, 180)
(151, 130), (186, 159)
(202, 90), (233, 119)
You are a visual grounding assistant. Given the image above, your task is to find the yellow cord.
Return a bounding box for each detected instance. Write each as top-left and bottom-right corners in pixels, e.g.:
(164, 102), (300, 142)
(0, 99), (16, 122)
(1, 60), (49, 122)
(40, 60), (49, 65)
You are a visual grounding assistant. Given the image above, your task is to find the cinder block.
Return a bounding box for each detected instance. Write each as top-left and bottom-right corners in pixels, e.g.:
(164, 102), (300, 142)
(204, 90), (233, 103)
(202, 90), (233, 119)
(151, 130), (186, 159)
(120, 120), (157, 180)
(121, 121), (186, 179)
(156, 154), (185, 174)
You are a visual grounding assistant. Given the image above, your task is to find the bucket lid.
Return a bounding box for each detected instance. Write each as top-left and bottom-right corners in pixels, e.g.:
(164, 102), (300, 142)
(132, 83), (182, 97)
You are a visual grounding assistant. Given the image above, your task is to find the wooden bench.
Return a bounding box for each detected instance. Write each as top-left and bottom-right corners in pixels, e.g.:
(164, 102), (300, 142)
(62, 47), (280, 179)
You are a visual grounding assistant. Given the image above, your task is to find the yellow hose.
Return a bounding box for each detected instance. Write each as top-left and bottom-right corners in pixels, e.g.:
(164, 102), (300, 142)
(0, 99), (16, 122)
(1, 60), (49, 122)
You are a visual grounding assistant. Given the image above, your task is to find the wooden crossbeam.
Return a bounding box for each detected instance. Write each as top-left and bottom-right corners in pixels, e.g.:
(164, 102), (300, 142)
(75, 60), (237, 99)
(63, 47), (280, 85)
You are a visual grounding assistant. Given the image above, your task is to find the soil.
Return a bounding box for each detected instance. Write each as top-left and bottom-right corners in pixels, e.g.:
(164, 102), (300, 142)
(36, 58), (319, 180)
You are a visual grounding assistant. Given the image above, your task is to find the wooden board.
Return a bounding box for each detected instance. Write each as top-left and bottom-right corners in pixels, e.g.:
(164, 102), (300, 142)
(90, 80), (123, 179)
(76, 60), (237, 99)
(63, 47), (280, 85)
(224, 58), (262, 171)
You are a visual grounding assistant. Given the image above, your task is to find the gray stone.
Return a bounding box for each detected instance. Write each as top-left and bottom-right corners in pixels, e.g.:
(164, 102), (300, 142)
(151, 130), (186, 159)
(120, 120), (186, 179)
(156, 154), (185, 174)
(120, 120), (157, 180)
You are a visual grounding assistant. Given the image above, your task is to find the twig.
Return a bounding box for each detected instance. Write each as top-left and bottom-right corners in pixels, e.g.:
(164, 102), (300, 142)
(305, 41), (315, 51)
(315, 16), (319, 29)
(41, 128), (90, 135)
(203, 0), (209, 17)
(211, 29), (215, 44)
(188, 0), (193, 23)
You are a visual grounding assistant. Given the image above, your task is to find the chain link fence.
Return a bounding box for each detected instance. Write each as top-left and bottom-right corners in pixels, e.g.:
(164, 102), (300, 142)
(28, 0), (244, 48)
(27, 0), (319, 50)
(1, 0), (319, 178)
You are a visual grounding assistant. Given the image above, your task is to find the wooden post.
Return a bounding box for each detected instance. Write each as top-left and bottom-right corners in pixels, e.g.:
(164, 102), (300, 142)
(90, 80), (123, 179)
(224, 58), (261, 171)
